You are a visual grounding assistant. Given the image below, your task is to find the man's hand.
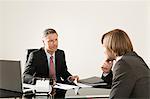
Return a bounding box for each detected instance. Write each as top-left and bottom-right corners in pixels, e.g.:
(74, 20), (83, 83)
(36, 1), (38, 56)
(101, 60), (113, 73)
(68, 75), (79, 82)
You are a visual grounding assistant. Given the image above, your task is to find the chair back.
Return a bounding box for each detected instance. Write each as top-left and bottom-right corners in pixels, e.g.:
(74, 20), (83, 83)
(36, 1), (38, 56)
(26, 49), (38, 63)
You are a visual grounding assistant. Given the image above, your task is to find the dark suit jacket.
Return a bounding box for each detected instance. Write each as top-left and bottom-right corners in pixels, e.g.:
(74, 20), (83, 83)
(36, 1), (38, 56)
(101, 70), (113, 88)
(110, 51), (150, 99)
(23, 48), (72, 84)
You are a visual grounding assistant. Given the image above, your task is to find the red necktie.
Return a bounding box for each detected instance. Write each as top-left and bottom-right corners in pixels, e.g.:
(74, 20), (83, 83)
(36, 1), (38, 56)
(49, 56), (56, 80)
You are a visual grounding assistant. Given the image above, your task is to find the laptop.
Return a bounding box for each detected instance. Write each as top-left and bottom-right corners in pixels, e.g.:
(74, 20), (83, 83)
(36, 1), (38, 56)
(0, 60), (23, 97)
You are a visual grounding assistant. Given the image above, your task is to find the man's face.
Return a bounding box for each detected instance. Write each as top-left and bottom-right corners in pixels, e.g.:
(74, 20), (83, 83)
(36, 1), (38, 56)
(102, 46), (115, 61)
(102, 38), (116, 61)
(43, 33), (58, 54)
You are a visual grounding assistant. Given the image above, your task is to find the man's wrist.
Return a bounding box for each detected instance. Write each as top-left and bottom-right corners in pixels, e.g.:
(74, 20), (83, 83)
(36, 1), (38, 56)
(102, 72), (110, 77)
(67, 76), (73, 83)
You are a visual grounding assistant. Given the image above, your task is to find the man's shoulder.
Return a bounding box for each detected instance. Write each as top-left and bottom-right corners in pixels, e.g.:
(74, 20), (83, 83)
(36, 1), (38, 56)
(34, 48), (64, 54)
(56, 49), (65, 55)
(31, 47), (45, 55)
(56, 49), (64, 52)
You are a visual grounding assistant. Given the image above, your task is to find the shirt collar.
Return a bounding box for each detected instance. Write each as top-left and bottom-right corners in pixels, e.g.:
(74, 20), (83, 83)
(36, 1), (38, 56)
(112, 56), (123, 71)
(115, 56), (123, 62)
(45, 49), (55, 58)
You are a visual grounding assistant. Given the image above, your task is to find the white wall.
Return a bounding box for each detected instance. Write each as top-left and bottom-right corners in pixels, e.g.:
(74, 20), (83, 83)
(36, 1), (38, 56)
(0, 0), (149, 79)
(147, 3), (150, 66)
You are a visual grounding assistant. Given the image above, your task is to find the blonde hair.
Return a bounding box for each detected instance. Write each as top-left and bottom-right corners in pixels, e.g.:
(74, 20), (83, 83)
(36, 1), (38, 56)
(101, 29), (133, 56)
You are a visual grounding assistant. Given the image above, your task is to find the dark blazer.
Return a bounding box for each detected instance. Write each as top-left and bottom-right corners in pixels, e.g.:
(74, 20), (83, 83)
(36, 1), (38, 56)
(101, 70), (113, 88)
(110, 51), (150, 99)
(23, 48), (72, 84)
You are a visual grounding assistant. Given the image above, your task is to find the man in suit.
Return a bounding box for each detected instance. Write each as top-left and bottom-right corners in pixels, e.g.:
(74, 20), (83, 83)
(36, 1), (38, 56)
(23, 28), (79, 85)
(100, 29), (150, 98)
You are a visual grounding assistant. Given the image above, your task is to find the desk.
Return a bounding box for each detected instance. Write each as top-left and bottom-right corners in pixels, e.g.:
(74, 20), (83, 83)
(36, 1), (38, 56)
(0, 87), (110, 99)
(65, 87), (110, 99)
(0, 88), (66, 99)
(0, 89), (22, 98)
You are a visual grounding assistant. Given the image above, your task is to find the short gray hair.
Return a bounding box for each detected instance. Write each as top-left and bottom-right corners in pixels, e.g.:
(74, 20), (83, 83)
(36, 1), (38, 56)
(43, 28), (58, 37)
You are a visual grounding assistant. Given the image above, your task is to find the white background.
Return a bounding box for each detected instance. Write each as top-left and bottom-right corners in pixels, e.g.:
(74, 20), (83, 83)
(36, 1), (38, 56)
(0, 0), (150, 79)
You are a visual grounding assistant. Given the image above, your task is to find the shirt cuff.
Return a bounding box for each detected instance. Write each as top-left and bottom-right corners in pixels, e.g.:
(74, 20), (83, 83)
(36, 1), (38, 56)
(102, 72), (109, 77)
(67, 76), (73, 83)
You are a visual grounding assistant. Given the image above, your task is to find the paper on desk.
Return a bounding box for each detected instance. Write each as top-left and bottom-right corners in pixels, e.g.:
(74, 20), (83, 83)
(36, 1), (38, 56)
(76, 82), (92, 88)
(23, 80), (52, 93)
(23, 83), (35, 89)
(35, 80), (51, 92)
(54, 83), (77, 90)
(73, 79), (92, 88)
(23, 83), (36, 93)
(54, 82), (92, 90)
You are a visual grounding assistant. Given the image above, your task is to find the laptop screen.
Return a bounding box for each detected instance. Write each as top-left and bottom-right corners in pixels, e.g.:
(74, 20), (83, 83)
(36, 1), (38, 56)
(0, 60), (22, 93)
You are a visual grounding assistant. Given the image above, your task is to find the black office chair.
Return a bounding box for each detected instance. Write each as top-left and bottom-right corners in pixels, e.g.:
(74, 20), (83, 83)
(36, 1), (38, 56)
(26, 49), (38, 63)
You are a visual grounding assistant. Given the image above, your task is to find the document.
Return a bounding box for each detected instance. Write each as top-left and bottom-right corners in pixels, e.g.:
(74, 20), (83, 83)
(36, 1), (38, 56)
(75, 83), (92, 88)
(23, 83), (35, 89)
(73, 78), (92, 88)
(35, 80), (51, 93)
(23, 78), (96, 92)
(23, 83), (36, 94)
(54, 83), (77, 90)
(23, 80), (52, 93)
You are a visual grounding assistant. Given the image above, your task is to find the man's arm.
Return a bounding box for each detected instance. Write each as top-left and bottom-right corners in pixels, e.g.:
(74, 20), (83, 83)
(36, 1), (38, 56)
(23, 52), (36, 84)
(59, 50), (79, 83)
(61, 51), (72, 80)
(110, 60), (135, 98)
(101, 70), (113, 85)
(101, 60), (113, 87)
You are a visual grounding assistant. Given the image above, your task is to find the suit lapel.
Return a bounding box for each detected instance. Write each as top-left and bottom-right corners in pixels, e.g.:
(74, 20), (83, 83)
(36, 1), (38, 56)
(55, 50), (58, 75)
(40, 48), (49, 76)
